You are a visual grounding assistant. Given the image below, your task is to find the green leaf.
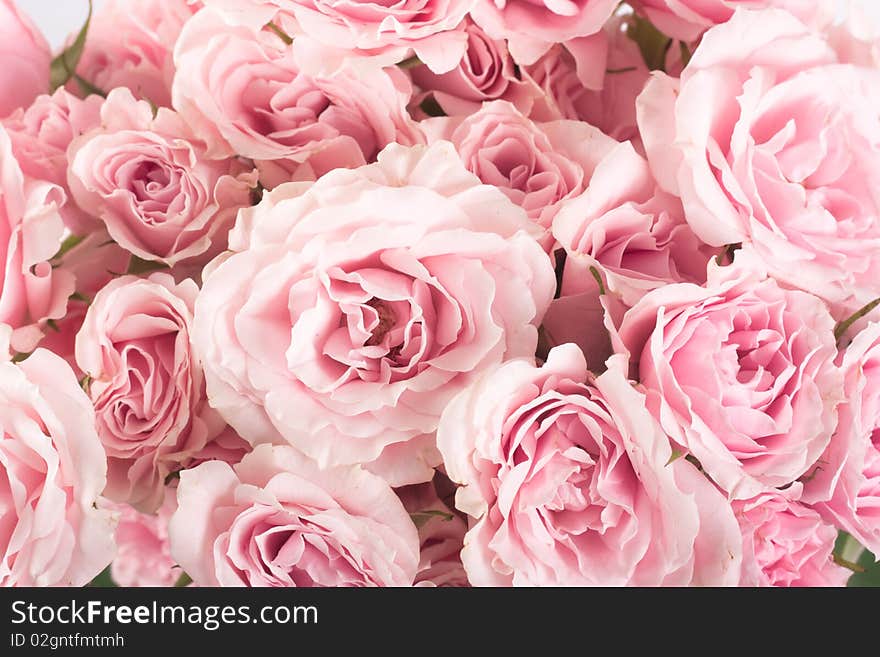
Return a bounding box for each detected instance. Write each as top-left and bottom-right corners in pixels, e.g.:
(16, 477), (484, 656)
(50, 1), (93, 93)
(665, 449), (685, 467)
(847, 547), (880, 587)
(127, 255), (169, 276)
(174, 572), (193, 588)
(419, 96), (446, 118)
(87, 566), (117, 588)
(410, 510), (454, 530)
(397, 55), (423, 70)
(53, 233), (86, 260)
(626, 14), (672, 72)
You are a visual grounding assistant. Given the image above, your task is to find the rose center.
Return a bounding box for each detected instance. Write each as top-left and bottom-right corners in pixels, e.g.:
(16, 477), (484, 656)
(364, 298), (396, 347)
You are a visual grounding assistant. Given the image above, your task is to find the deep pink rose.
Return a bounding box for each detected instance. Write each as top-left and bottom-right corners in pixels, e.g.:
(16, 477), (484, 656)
(0, 0), (50, 119)
(734, 487), (847, 587)
(409, 20), (544, 118)
(619, 254), (843, 499)
(75, 273), (231, 512)
(802, 322), (880, 555)
(398, 481), (468, 587)
(201, 0), (472, 74)
(470, 0), (618, 65)
(630, 0), (836, 41)
(422, 101), (615, 244)
(106, 494), (182, 587)
(438, 345), (742, 586)
(72, 0), (201, 107)
(172, 8), (422, 187)
(193, 142), (555, 486)
(0, 349), (116, 586)
(637, 9), (880, 313)
(0, 126), (74, 354)
(552, 138), (715, 307)
(170, 444), (420, 586)
(68, 88), (257, 267)
(2, 89), (103, 235)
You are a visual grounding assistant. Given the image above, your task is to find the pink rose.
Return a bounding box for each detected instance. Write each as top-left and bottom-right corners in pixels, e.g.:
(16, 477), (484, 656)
(68, 88), (257, 267)
(0, 349), (116, 586)
(398, 481), (468, 587)
(75, 273), (230, 512)
(3, 89), (103, 235)
(0, 126), (74, 354)
(637, 9), (880, 313)
(619, 254), (843, 500)
(201, 0), (472, 74)
(409, 20), (543, 118)
(170, 444), (420, 586)
(438, 345), (742, 586)
(0, 0), (50, 119)
(107, 494), (182, 587)
(72, 0), (201, 107)
(552, 139), (715, 307)
(802, 322), (880, 555)
(172, 8), (422, 188)
(734, 488), (847, 587)
(470, 0), (618, 65)
(193, 142), (555, 486)
(630, 0), (836, 41)
(422, 100), (616, 242)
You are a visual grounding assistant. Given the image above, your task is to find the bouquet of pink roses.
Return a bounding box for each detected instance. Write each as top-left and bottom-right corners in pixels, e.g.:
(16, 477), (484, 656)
(2, 0), (879, 588)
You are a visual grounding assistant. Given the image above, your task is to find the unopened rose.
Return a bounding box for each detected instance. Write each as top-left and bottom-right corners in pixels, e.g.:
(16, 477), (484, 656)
(76, 273), (231, 512)
(73, 0), (201, 107)
(0, 0), (51, 118)
(68, 88), (257, 267)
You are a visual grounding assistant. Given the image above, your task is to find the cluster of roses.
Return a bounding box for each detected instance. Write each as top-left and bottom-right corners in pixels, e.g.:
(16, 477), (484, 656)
(1, 0), (878, 588)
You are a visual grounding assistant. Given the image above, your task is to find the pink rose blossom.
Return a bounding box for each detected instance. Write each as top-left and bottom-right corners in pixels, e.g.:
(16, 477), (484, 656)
(409, 20), (544, 118)
(201, 0), (472, 74)
(75, 273), (231, 512)
(0, 349), (116, 586)
(629, 0), (836, 42)
(193, 142), (556, 486)
(552, 138), (715, 307)
(2, 90), (103, 235)
(107, 494), (182, 587)
(470, 0), (618, 65)
(73, 0), (201, 107)
(172, 8), (422, 187)
(0, 0), (51, 119)
(802, 322), (880, 555)
(618, 254), (843, 499)
(68, 88), (257, 267)
(422, 100), (619, 243)
(734, 487), (848, 587)
(636, 9), (880, 313)
(169, 444), (420, 586)
(438, 345), (743, 586)
(398, 481), (468, 587)
(0, 126), (74, 354)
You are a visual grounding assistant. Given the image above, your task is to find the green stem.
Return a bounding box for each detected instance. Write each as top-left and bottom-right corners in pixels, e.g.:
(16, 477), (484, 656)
(266, 22), (293, 45)
(835, 297), (880, 342)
